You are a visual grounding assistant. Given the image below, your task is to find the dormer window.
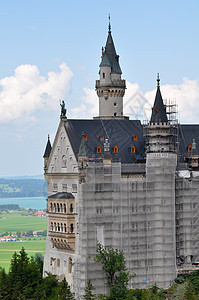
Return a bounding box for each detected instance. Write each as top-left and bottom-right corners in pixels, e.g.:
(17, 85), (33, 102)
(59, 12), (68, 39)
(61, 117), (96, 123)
(84, 135), (88, 141)
(188, 144), (192, 152)
(131, 145), (136, 153)
(133, 135), (138, 141)
(114, 145), (118, 154)
(97, 145), (102, 154)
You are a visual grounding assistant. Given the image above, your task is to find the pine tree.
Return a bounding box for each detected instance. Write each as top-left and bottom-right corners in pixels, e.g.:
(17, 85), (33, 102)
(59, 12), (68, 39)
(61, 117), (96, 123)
(83, 280), (96, 300)
(58, 277), (75, 300)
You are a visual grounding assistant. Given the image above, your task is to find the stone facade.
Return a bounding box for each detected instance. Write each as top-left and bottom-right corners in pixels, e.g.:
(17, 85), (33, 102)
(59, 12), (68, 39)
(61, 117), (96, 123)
(43, 24), (199, 299)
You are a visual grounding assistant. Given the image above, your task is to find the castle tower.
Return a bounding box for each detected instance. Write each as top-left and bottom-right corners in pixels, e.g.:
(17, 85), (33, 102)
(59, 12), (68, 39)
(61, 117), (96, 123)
(95, 20), (127, 119)
(145, 75), (177, 288)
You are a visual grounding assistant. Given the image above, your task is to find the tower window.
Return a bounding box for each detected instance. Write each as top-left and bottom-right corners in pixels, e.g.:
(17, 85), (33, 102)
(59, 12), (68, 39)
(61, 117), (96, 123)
(102, 73), (105, 78)
(97, 145), (102, 154)
(114, 112), (117, 116)
(114, 102), (117, 107)
(131, 145), (136, 153)
(70, 224), (74, 233)
(114, 145), (118, 154)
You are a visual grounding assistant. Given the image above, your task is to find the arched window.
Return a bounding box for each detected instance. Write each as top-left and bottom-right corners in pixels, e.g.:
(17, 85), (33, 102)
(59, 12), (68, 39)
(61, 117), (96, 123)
(131, 145), (136, 153)
(102, 72), (105, 79)
(70, 203), (73, 213)
(64, 223), (67, 233)
(68, 257), (72, 273)
(57, 203), (60, 213)
(57, 223), (60, 231)
(70, 224), (74, 233)
(64, 204), (66, 213)
(51, 222), (53, 231)
(97, 145), (102, 154)
(54, 222), (57, 231)
(60, 203), (63, 213)
(114, 145), (118, 154)
(54, 203), (56, 212)
(61, 223), (63, 232)
(188, 144), (192, 152)
(50, 203), (53, 212)
(133, 135), (138, 141)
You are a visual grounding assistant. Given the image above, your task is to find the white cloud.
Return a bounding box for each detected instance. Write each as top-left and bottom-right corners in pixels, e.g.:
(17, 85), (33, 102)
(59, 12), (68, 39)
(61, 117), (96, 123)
(70, 77), (199, 123)
(0, 63), (73, 123)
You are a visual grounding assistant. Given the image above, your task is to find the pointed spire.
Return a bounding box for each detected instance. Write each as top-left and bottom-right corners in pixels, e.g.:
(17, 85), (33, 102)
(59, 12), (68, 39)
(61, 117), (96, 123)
(108, 14), (111, 33)
(43, 135), (52, 158)
(150, 74), (168, 124)
(102, 18), (122, 74)
(157, 73), (160, 88)
(78, 132), (88, 156)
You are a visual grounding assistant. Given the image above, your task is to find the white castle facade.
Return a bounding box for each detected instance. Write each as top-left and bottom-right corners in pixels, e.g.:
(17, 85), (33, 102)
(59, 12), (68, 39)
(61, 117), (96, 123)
(43, 23), (199, 298)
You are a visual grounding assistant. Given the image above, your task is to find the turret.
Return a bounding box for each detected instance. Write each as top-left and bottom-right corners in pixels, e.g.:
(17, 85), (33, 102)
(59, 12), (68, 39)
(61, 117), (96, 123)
(43, 135), (52, 174)
(95, 19), (127, 119)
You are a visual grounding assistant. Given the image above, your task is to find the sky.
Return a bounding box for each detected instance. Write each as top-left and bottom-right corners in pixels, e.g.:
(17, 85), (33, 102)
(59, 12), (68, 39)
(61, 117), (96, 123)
(0, 0), (199, 177)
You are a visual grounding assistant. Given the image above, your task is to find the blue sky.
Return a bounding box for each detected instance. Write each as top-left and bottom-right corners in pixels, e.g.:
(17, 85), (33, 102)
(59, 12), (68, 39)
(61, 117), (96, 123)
(0, 0), (199, 176)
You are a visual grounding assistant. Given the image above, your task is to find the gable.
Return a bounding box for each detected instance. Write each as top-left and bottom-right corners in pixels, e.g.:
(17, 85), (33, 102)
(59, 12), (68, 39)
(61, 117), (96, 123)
(48, 121), (78, 174)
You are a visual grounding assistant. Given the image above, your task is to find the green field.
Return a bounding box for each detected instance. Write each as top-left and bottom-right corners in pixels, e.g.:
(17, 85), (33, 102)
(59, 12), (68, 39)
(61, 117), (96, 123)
(0, 211), (47, 233)
(0, 211), (48, 271)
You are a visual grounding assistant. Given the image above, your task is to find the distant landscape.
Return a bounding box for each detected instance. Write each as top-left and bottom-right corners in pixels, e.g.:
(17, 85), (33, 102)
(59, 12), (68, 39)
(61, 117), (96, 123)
(0, 176), (47, 198)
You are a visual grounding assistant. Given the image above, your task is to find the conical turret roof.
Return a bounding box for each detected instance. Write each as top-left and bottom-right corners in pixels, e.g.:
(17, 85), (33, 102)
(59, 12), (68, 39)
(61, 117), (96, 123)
(43, 135), (52, 158)
(150, 75), (168, 124)
(100, 22), (122, 74)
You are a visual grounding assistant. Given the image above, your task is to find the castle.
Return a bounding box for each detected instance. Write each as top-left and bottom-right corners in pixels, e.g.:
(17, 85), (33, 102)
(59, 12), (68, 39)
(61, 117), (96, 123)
(43, 22), (199, 298)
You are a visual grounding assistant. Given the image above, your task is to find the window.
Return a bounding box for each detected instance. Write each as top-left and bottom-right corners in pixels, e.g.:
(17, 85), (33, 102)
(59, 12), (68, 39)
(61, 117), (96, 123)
(114, 112), (117, 116)
(70, 224), (74, 233)
(64, 204), (66, 213)
(57, 259), (60, 267)
(50, 203), (53, 211)
(188, 144), (192, 152)
(70, 203), (73, 213)
(72, 184), (77, 193)
(64, 223), (67, 233)
(97, 145), (102, 154)
(114, 102), (117, 107)
(102, 72), (105, 78)
(100, 135), (104, 141)
(84, 135), (88, 140)
(133, 135), (138, 141)
(53, 184), (58, 192)
(114, 145), (118, 154)
(50, 257), (53, 266)
(131, 145), (136, 153)
(68, 257), (72, 273)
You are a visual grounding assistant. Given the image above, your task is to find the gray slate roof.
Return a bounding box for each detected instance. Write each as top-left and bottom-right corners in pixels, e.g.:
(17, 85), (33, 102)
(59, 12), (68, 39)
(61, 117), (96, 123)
(65, 119), (145, 163)
(48, 192), (74, 199)
(150, 87), (168, 124)
(100, 30), (122, 74)
(43, 136), (52, 158)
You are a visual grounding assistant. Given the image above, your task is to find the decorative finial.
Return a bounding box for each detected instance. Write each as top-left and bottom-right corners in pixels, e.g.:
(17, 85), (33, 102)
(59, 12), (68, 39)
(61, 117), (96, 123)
(157, 73), (160, 88)
(48, 134), (50, 141)
(108, 14), (111, 33)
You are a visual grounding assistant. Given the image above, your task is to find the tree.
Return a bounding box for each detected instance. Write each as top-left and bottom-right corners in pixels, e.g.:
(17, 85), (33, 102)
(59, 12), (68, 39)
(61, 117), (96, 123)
(58, 277), (75, 300)
(83, 280), (96, 300)
(94, 243), (133, 300)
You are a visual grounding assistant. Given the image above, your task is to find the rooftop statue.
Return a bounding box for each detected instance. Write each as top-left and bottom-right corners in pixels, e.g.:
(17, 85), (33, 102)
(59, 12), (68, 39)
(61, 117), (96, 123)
(60, 100), (66, 118)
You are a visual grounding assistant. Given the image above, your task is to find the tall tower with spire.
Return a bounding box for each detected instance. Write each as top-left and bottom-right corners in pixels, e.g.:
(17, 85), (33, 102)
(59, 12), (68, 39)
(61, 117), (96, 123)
(95, 18), (127, 119)
(145, 75), (177, 287)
